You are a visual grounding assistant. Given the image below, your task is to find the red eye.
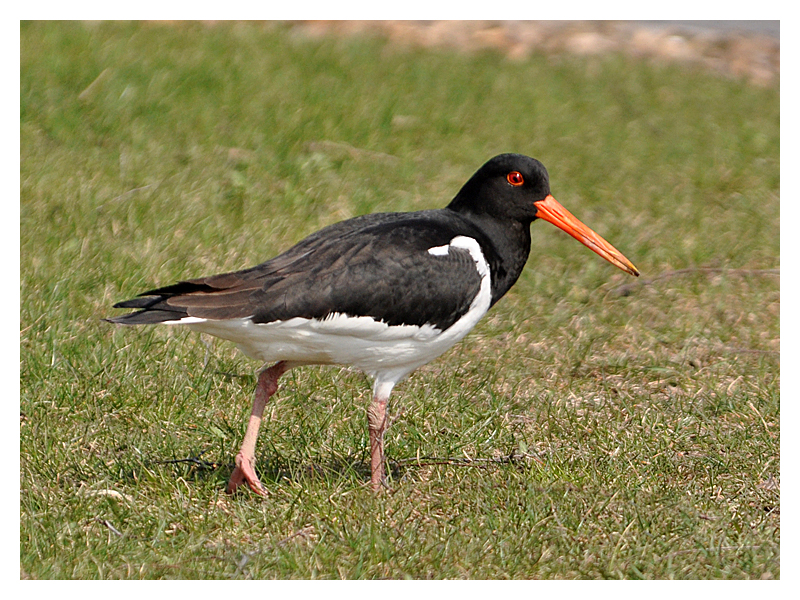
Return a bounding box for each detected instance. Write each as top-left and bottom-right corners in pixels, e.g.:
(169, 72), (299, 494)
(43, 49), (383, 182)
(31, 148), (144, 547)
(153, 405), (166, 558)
(507, 171), (524, 186)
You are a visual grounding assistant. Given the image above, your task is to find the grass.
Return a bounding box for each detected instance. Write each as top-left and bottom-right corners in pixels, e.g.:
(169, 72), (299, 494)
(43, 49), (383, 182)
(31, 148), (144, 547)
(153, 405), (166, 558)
(20, 21), (779, 579)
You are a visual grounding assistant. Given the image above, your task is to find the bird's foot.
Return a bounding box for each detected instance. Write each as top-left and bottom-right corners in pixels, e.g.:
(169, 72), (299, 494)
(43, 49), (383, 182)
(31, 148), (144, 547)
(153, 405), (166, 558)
(226, 452), (267, 497)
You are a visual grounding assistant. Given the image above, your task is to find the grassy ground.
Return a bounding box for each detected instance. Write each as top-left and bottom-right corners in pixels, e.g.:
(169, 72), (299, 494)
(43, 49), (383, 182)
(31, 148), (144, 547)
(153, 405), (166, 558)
(20, 21), (779, 579)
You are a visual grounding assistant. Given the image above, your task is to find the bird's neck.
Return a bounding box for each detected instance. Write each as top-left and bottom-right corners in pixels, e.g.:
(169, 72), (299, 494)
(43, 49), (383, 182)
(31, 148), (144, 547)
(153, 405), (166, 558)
(447, 208), (532, 306)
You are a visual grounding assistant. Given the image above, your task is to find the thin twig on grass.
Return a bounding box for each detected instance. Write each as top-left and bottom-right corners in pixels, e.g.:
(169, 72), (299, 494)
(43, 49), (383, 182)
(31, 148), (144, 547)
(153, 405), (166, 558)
(156, 449), (220, 471)
(390, 453), (543, 469)
(95, 518), (123, 537)
(611, 266), (779, 296)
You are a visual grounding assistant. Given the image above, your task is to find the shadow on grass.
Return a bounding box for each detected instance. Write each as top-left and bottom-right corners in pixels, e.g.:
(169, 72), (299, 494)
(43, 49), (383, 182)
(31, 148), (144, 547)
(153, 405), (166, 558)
(133, 449), (540, 493)
(142, 451), (372, 491)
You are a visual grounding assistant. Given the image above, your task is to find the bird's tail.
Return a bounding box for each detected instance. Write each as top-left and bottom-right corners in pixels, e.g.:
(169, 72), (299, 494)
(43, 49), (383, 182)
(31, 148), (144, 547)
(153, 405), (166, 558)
(105, 294), (190, 325)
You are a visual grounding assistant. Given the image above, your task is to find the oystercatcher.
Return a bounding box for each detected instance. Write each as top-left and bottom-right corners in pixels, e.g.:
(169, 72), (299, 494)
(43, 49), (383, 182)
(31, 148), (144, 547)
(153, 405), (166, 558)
(108, 153), (639, 495)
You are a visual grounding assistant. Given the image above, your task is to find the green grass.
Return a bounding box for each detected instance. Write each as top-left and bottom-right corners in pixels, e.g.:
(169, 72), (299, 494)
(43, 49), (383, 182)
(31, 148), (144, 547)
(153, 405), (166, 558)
(20, 21), (779, 579)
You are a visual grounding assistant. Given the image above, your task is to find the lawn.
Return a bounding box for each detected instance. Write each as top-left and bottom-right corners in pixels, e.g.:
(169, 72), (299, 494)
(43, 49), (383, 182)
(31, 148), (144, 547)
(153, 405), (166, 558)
(20, 21), (779, 579)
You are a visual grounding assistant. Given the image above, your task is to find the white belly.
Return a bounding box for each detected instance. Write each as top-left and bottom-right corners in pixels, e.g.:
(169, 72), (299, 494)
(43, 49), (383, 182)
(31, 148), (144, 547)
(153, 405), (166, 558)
(186, 309), (481, 385)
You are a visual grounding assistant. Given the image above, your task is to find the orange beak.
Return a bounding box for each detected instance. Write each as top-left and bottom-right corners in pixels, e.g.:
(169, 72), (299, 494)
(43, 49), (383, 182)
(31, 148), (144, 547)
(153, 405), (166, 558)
(534, 195), (639, 277)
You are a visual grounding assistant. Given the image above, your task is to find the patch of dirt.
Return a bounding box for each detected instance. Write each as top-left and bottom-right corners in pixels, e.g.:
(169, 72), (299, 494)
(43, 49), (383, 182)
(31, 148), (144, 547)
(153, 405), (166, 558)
(290, 20), (779, 86)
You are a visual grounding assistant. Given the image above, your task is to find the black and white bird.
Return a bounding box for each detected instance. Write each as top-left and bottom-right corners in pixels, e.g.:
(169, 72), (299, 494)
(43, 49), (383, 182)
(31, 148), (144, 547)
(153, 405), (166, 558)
(108, 153), (639, 495)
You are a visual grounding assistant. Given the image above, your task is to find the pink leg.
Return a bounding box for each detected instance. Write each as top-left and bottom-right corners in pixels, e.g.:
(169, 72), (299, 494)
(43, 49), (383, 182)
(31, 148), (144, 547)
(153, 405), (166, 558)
(367, 382), (393, 492)
(226, 361), (290, 496)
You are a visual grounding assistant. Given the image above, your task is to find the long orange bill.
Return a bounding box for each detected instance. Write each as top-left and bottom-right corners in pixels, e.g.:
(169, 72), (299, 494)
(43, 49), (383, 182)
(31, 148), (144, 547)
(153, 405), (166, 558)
(534, 195), (640, 277)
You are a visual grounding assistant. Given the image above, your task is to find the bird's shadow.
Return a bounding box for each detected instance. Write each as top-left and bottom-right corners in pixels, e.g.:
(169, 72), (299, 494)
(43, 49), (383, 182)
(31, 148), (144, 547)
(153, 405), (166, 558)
(150, 451), (410, 493)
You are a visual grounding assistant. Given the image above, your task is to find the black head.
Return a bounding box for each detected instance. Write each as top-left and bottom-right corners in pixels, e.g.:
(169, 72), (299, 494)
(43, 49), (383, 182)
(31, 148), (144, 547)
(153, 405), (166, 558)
(447, 153), (551, 223)
(448, 153), (640, 277)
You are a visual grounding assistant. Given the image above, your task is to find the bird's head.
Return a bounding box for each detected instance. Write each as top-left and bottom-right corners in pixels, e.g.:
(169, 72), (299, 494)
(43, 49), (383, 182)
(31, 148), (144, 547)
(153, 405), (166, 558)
(449, 153), (639, 277)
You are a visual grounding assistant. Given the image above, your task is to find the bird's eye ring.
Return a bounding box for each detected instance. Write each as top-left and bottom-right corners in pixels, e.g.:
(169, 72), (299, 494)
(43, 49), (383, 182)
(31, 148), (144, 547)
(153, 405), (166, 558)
(507, 171), (524, 186)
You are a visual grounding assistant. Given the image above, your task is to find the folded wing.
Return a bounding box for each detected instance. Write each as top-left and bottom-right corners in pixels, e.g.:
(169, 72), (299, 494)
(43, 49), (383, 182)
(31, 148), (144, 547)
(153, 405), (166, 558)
(109, 213), (485, 332)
